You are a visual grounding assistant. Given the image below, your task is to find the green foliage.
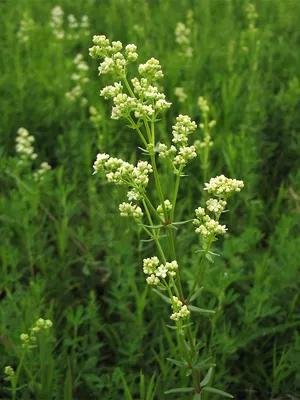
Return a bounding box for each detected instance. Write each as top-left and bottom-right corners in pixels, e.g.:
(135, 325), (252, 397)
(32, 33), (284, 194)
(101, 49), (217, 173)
(0, 0), (300, 399)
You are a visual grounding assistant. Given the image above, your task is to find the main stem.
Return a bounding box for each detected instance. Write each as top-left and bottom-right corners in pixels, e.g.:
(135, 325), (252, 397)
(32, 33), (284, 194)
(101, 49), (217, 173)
(124, 75), (203, 394)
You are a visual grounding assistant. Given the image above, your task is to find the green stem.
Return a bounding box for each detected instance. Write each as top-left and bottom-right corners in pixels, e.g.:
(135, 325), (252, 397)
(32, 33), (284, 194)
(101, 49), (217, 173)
(170, 166), (183, 220)
(202, 114), (209, 186)
(166, 228), (184, 301)
(146, 120), (167, 216)
(143, 194), (162, 221)
(142, 199), (166, 263)
(127, 115), (148, 148)
(150, 153), (165, 207)
(186, 241), (212, 304)
(185, 325), (202, 393)
(123, 71), (202, 395)
(123, 75), (136, 98)
(187, 206), (223, 303)
(12, 349), (27, 398)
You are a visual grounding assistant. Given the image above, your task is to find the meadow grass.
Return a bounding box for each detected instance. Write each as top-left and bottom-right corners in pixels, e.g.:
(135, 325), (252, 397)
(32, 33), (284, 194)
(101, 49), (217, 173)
(0, 0), (300, 399)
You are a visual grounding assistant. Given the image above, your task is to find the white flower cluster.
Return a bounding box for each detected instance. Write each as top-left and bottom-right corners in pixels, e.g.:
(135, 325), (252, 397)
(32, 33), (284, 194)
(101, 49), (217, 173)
(204, 175), (244, 197)
(198, 96), (209, 113)
(245, 2), (258, 31)
(17, 13), (35, 43)
(100, 82), (123, 99)
(66, 14), (90, 40)
(125, 44), (138, 62)
(65, 53), (89, 105)
(194, 211), (227, 238)
(15, 127), (37, 162)
(157, 143), (177, 159)
(15, 128), (52, 181)
(173, 146), (197, 166)
(127, 188), (142, 201)
(89, 106), (102, 129)
(33, 162), (52, 182)
(50, 5), (64, 39)
(133, 24), (144, 37)
(194, 175), (244, 239)
(200, 121), (216, 130)
(119, 202), (143, 219)
(157, 115), (197, 169)
(143, 257), (179, 286)
(90, 36), (170, 121)
(105, 79), (170, 121)
(20, 318), (53, 348)
(138, 57), (164, 80)
(50, 6), (90, 41)
(4, 366), (15, 379)
(93, 153), (153, 203)
(194, 97), (215, 150)
(194, 136), (213, 151)
(89, 35), (128, 76)
(175, 22), (193, 58)
(132, 78), (171, 113)
(174, 87), (188, 103)
(157, 199), (172, 215)
(172, 115), (197, 145)
(132, 161), (153, 186)
(206, 198), (227, 213)
(170, 296), (190, 321)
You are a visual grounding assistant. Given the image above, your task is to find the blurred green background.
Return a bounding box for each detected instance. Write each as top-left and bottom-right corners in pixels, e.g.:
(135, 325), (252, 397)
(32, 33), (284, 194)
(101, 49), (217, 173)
(1, 0), (300, 398)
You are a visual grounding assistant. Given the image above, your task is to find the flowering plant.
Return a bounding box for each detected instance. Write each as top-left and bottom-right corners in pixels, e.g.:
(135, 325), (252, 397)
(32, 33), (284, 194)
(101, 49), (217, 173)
(4, 318), (53, 400)
(90, 35), (244, 398)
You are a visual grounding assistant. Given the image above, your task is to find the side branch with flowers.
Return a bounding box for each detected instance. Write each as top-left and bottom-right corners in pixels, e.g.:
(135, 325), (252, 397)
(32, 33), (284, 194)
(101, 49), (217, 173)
(90, 35), (244, 398)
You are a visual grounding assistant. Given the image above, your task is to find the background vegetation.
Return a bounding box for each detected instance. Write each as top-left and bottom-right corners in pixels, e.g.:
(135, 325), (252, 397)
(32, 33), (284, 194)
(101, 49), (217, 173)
(1, 0), (300, 398)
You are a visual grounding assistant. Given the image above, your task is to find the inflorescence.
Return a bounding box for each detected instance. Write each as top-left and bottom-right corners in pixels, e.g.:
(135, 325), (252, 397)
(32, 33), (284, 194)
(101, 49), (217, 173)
(143, 257), (179, 285)
(90, 35), (244, 326)
(89, 35), (171, 122)
(15, 127), (52, 181)
(194, 175), (244, 242)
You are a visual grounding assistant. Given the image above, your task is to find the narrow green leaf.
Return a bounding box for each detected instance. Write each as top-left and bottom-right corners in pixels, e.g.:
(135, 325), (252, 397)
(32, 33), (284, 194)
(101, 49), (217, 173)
(140, 234), (167, 242)
(146, 372), (157, 400)
(172, 219), (194, 226)
(166, 324), (178, 330)
(190, 287), (204, 302)
(140, 370), (145, 400)
(203, 387), (234, 398)
(138, 146), (148, 153)
(181, 322), (194, 330)
(193, 357), (214, 371)
(188, 305), (215, 314)
(119, 369), (133, 400)
(139, 223), (163, 229)
(208, 250), (220, 257)
(200, 367), (213, 387)
(15, 384), (28, 392)
(195, 342), (206, 352)
(166, 224), (178, 230)
(167, 358), (186, 368)
(195, 363), (216, 371)
(184, 339), (191, 353)
(205, 253), (214, 263)
(165, 387), (194, 394)
(152, 289), (171, 304)
(64, 359), (72, 400)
